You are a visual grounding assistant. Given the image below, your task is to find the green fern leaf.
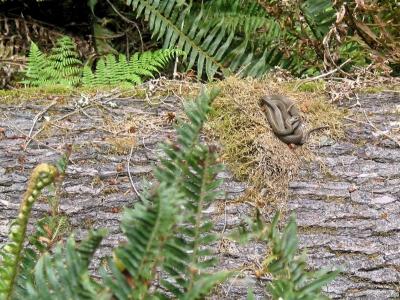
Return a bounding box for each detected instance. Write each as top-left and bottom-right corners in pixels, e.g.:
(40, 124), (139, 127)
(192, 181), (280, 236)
(266, 213), (339, 300)
(301, 0), (335, 39)
(82, 65), (95, 86)
(83, 49), (184, 87)
(25, 236), (106, 300)
(94, 58), (107, 85)
(47, 36), (83, 86)
(128, 0), (289, 79)
(22, 42), (52, 87)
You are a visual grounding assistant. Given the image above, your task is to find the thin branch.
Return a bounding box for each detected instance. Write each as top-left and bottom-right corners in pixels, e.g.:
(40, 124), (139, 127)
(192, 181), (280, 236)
(105, 0), (144, 52)
(24, 100), (57, 150)
(127, 138), (141, 197)
(6, 124), (64, 154)
(294, 59), (351, 90)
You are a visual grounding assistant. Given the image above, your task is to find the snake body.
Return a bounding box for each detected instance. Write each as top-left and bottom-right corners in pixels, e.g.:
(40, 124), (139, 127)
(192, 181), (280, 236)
(259, 95), (328, 145)
(259, 97), (301, 136)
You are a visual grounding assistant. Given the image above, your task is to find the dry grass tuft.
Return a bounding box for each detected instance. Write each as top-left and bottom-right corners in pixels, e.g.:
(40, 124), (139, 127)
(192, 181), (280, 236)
(206, 76), (347, 209)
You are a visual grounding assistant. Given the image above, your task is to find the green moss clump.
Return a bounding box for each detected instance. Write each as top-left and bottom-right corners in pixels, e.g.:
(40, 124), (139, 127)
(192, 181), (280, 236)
(295, 80), (326, 92)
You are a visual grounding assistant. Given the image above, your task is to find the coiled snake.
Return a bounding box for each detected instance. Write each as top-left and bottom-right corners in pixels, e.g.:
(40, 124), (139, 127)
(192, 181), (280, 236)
(259, 95), (328, 145)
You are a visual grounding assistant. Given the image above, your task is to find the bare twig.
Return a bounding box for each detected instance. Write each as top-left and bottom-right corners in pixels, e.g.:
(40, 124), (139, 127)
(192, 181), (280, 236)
(127, 138), (141, 197)
(218, 198), (228, 252)
(295, 59), (351, 90)
(173, 19), (185, 79)
(6, 124), (64, 154)
(225, 267), (254, 297)
(105, 0), (144, 52)
(24, 100), (57, 149)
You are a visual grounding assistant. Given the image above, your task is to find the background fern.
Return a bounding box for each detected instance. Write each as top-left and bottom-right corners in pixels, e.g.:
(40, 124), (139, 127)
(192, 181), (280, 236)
(22, 36), (83, 87)
(23, 37), (183, 88)
(82, 49), (185, 86)
(22, 42), (52, 87)
(266, 213), (339, 299)
(125, 0), (344, 79)
(46, 36), (82, 86)
(126, 0), (302, 79)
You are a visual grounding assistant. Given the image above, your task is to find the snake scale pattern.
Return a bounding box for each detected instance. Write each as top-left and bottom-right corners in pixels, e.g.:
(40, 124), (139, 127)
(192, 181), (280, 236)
(259, 95), (328, 145)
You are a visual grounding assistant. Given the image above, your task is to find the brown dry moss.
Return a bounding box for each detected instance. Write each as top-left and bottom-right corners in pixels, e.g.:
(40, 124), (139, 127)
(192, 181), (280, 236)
(104, 136), (136, 155)
(206, 76), (347, 209)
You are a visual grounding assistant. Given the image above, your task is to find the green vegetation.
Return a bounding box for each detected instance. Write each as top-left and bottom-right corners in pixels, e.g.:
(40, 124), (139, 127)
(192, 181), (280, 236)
(0, 0), (400, 86)
(82, 49), (185, 86)
(2, 1), (393, 298)
(1, 0), (398, 89)
(46, 36), (83, 86)
(238, 212), (339, 300)
(124, 0), (399, 78)
(23, 36), (82, 87)
(22, 36), (183, 88)
(266, 214), (339, 299)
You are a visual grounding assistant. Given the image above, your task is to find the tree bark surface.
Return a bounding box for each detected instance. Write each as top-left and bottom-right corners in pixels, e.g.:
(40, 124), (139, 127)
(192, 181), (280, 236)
(0, 91), (399, 299)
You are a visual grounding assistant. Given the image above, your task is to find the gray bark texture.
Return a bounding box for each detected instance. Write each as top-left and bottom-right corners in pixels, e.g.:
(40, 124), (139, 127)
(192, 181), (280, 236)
(0, 91), (399, 299)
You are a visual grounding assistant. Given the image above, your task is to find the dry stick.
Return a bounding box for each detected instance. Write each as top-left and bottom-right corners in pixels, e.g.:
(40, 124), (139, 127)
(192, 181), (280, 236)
(362, 108), (400, 147)
(24, 100), (57, 150)
(105, 0), (144, 52)
(127, 138), (141, 197)
(53, 90), (122, 123)
(22, 91), (122, 151)
(6, 124), (64, 154)
(294, 59), (351, 90)
(344, 116), (400, 148)
(173, 19), (185, 79)
(217, 198), (229, 252)
(225, 267), (255, 297)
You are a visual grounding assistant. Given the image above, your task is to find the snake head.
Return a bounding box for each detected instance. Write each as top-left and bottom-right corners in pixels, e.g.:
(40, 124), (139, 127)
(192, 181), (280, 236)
(288, 116), (301, 126)
(258, 97), (267, 106)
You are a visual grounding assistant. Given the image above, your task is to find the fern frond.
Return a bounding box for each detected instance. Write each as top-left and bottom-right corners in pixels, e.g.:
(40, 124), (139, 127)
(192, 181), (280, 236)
(129, 48), (185, 79)
(128, 0), (287, 79)
(301, 0), (336, 40)
(202, 0), (278, 43)
(266, 213), (339, 300)
(0, 164), (58, 300)
(105, 54), (118, 85)
(77, 229), (108, 268)
(25, 234), (107, 300)
(83, 49), (184, 87)
(151, 88), (232, 296)
(22, 42), (52, 87)
(22, 36), (83, 87)
(82, 65), (95, 86)
(103, 88), (231, 299)
(104, 184), (183, 298)
(127, 0), (228, 79)
(94, 58), (107, 85)
(47, 36), (83, 86)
